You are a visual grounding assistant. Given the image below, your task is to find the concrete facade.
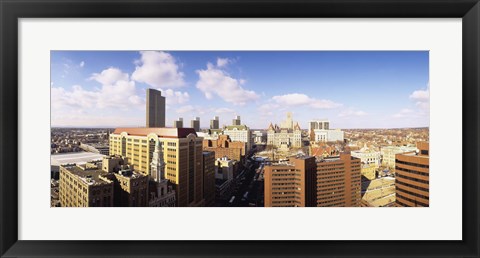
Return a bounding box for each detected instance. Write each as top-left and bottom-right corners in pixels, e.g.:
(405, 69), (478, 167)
(146, 88), (166, 128)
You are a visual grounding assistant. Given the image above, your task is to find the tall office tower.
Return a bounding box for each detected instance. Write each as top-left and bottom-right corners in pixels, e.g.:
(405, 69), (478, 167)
(173, 117), (184, 128)
(264, 156), (317, 207)
(232, 115), (241, 126)
(146, 88), (166, 128)
(210, 116), (219, 129)
(109, 128), (205, 207)
(202, 151), (216, 207)
(395, 142), (429, 207)
(316, 154), (361, 207)
(191, 117), (200, 132)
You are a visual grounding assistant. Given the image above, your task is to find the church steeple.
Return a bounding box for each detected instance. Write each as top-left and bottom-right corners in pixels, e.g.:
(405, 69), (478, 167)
(150, 140), (165, 182)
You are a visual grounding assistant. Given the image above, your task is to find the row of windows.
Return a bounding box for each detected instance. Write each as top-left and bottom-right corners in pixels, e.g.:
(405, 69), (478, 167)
(396, 173), (429, 185)
(397, 187), (429, 201)
(396, 167), (429, 177)
(396, 159), (429, 169)
(397, 195), (428, 207)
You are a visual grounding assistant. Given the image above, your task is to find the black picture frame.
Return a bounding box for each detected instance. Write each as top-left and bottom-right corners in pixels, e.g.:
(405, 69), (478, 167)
(1, 0), (479, 257)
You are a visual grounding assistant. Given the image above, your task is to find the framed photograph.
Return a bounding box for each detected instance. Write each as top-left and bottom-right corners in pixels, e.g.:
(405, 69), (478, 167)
(1, 0), (478, 257)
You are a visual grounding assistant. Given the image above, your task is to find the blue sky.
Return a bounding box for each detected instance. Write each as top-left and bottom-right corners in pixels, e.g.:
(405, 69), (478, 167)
(51, 51), (429, 129)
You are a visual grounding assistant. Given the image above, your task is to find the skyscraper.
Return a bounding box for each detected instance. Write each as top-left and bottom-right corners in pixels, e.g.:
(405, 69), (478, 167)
(146, 88), (166, 128)
(191, 117), (200, 132)
(232, 115), (241, 126)
(173, 117), (184, 128)
(210, 116), (219, 129)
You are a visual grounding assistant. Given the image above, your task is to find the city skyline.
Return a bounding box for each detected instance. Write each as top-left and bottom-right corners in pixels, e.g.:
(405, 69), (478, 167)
(51, 51), (429, 129)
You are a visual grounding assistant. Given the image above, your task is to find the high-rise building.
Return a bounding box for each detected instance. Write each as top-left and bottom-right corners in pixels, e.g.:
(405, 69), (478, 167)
(264, 156), (317, 207)
(264, 154), (362, 207)
(210, 116), (219, 129)
(202, 151), (216, 207)
(191, 117), (200, 132)
(395, 142), (429, 207)
(109, 128), (205, 207)
(316, 154), (361, 207)
(173, 117), (184, 128)
(146, 88), (166, 128)
(232, 115), (241, 126)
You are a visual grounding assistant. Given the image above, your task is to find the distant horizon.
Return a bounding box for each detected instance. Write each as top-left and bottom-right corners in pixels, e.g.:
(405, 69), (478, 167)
(51, 125), (430, 130)
(51, 51), (429, 129)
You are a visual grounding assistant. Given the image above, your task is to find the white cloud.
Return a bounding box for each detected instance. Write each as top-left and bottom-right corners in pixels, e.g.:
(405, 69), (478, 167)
(393, 108), (415, 118)
(52, 67), (144, 113)
(339, 109), (367, 117)
(89, 67), (143, 109)
(409, 89), (429, 101)
(164, 89), (190, 105)
(132, 51), (185, 88)
(216, 58), (231, 68)
(271, 93), (342, 109)
(258, 103), (280, 116)
(79, 61), (85, 68)
(393, 85), (430, 120)
(196, 62), (259, 105)
(215, 107), (235, 114)
(51, 85), (98, 110)
(409, 88), (430, 111)
(176, 105), (195, 114)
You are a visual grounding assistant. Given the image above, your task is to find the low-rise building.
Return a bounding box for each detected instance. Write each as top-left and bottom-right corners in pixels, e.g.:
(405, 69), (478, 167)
(203, 134), (245, 161)
(351, 149), (381, 180)
(59, 155), (149, 207)
(309, 119), (344, 142)
(266, 122), (302, 149)
(79, 143), (110, 155)
(381, 145), (417, 169)
(223, 124), (252, 152)
(361, 177), (396, 207)
(59, 162), (114, 207)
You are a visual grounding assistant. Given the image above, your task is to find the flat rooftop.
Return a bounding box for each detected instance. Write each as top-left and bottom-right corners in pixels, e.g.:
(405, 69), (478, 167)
(62, 165), (111, 186)
(112, 127), (197, 138)
(51, 152), (106, 166)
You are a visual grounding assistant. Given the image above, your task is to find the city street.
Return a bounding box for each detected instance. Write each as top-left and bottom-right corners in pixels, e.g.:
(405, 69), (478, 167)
(227, 157), (264, 207)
